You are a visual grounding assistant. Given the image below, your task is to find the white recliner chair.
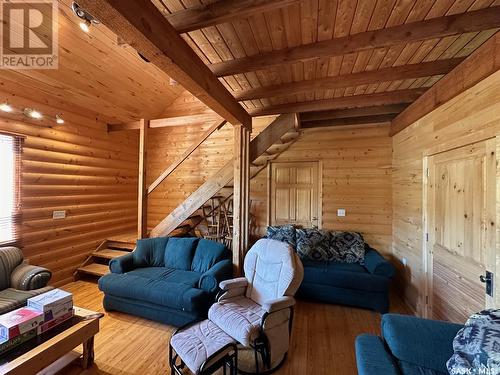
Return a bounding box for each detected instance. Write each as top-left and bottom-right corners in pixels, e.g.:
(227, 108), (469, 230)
(208, 238), (304, 374)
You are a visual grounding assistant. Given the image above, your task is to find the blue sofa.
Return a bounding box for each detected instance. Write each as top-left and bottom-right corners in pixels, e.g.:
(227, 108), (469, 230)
(98, 236), (233, 327)
(355, 314), (463, 375)
(297, 246), (395, 313)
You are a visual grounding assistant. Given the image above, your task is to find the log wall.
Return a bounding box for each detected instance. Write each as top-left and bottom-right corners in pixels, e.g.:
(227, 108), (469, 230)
(0, 94), (138, 286)
(146, 120), (393, 255)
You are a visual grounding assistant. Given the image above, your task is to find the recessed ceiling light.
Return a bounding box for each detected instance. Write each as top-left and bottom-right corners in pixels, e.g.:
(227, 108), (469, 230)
(23, 108), (42, 119)
(56, 114), (65, 124)
(0, 103), (13, 112)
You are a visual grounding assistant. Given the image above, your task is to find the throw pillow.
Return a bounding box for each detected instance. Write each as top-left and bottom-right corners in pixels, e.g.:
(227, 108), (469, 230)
(330, 231), (365, 263)
(191, 239), (229, 273)
(164, 237), (199, 270)
(296, 228), (333, 261)
(447, 309), (500, 375)
(266, 225), (297, 248)
(133, 237), (169, 267)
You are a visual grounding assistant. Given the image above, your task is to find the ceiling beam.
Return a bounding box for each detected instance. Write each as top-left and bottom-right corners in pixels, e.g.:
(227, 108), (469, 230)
(235, 58), (463, 101)
(165, 0), (299, 34)
(210, 7), (500, 77)
(108, 113), (223, 131)
(300, 104), (409, 122)
(78, 0), (251, 130)
(301, 114), (396, 128)
(391, 32), (500, 136)
(249, 88), (426, 116)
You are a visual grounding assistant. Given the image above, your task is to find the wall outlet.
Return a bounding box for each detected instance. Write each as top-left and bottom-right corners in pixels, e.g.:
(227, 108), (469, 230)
(337, 208), (346, 217)
(402, 258), (408, 267)
(52, 210), (66, 219)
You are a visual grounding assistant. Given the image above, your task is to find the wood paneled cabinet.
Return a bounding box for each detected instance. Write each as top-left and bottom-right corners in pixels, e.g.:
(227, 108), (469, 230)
(269, 161), (321, 228)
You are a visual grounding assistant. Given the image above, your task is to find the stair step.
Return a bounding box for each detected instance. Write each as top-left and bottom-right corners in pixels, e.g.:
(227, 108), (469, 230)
(92, 249), (130, 260)
(107, 241), (135, 250)
(77, 263), (109, 277)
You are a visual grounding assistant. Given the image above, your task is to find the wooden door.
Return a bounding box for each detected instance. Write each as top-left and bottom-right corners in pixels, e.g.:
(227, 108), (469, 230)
(426, 139), (496, 323)
(270, 161), (321, 228)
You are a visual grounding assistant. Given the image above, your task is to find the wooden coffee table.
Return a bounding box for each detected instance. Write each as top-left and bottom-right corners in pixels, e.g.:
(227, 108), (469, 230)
(0, 307), (102, 375)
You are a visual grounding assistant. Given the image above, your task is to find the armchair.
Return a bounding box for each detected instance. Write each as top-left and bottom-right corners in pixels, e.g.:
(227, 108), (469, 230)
(208, 238), (304, 374)
(0, 247), (53, 314)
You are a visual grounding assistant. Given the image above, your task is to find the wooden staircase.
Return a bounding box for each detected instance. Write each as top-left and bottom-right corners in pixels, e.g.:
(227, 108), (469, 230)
(150, 113), (300, 238)
(75, 236), (136, 279)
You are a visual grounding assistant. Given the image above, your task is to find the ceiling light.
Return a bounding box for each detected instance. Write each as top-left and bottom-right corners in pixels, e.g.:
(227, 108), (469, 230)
(79, 19), (90, 33)
(0, 103), (13, 112)
(23, 108), (42, 119)
(72, 2), (99, 33)
(56, 114), (65, 124)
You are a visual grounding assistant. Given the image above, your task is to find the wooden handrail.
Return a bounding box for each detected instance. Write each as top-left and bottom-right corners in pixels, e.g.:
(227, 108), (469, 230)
(147, 119), (227, 195)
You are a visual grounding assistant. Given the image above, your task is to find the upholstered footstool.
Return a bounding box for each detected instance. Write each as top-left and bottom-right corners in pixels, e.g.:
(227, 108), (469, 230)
(169, 319), (238, 375)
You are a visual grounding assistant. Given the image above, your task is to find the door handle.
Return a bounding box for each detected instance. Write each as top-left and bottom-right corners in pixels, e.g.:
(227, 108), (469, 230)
(480, 274), (490, 283)
(480, 271), (494, 297)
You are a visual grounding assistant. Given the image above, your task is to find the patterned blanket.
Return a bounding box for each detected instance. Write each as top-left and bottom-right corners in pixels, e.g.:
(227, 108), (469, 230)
(447, 309), (500, 375)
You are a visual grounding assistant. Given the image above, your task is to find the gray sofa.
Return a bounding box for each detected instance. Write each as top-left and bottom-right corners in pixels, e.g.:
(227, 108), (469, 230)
(0, 246), (53, 314)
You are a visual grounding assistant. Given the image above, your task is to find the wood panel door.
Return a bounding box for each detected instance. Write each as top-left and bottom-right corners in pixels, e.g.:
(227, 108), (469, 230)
(270, 162), (321, 228)
(426, 139), (497, 323)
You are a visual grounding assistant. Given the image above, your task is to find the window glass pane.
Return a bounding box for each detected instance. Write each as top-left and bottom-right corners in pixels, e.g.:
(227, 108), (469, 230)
(0, 135), (15, 243)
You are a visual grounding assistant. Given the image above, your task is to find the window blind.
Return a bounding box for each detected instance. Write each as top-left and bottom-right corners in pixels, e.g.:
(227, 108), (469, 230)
(0, 134), (22, 245)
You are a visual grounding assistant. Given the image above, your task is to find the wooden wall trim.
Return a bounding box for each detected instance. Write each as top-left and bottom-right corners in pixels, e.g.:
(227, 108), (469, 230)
(391, 32), (500, 136)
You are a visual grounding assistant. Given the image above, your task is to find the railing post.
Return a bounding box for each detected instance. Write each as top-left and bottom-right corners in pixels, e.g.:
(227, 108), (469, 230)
(138, 119), (149, 239)
(233, 124), (250, 275)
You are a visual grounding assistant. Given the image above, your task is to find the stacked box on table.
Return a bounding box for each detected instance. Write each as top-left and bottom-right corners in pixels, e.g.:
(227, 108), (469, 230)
(0, 328), (37, 355)
(27, 289), (74, 335)
(0, 307), (44, 344)
(27, 289), (73, 322)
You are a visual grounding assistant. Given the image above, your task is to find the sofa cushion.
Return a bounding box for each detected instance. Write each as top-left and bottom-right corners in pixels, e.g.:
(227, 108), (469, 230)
(133, 237), (169, 267)
(164, 237), (198, 270)
(191, 239), (228, 273)
(295, 228), (333, 261)
(302, 261), (389, 292)
(399, 362), (444, 375)
(382, 314), (462, 374)
(125, 267), (201, 288)
(0, 247), (24, 290)
(330, 231), (365, 263)
(266, 225), (296, 248)
(355, 334), (400, 375)
(98, 273), (208, 312)
(0, 287), (54, 314)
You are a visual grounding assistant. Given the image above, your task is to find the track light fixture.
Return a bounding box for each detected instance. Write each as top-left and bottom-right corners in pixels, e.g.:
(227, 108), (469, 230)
(71, 2), (99, 33)
(56, 114), (65, 124)
(23, 108), (43, 119)
(0, 103), (13, 112)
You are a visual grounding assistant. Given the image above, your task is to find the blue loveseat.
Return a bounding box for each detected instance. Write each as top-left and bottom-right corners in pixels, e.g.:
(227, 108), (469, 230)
(98, 236), (233, 327)
(355, 314), (463, 375)
(298, 245), (394, 313)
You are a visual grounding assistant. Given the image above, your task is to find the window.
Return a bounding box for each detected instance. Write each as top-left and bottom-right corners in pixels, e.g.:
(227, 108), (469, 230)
(0, 134), (22, 245)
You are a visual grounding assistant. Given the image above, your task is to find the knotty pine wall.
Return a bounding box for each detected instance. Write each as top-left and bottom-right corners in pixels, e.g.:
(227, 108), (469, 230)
(392, 69), (500, 315)
(0, 95), (138, 286)
(146, 121), (392, 255)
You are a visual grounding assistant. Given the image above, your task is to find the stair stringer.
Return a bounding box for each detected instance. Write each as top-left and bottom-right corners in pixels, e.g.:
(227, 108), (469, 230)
(150, 113), (299, 238)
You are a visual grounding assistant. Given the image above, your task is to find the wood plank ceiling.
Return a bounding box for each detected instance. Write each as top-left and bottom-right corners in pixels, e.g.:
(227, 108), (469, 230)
(0, 0), (185, 124)
(153, 0), (500, 126)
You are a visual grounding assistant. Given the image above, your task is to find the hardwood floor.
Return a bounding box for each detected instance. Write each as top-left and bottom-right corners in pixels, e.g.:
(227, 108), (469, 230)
(60, 280), (410, 375)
